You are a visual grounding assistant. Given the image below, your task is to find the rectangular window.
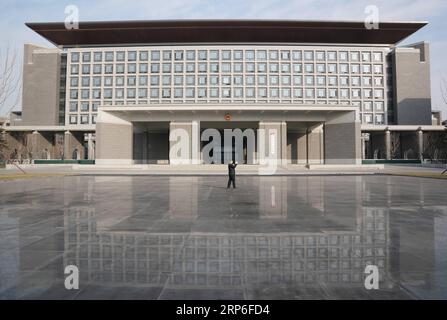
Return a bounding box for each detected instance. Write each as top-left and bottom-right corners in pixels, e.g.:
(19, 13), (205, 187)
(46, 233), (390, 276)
(69, 115), (77, 124)
(116, 64), (125, 74)
(82, 65), (90, 74)
(140, 51), (148, 61)
(127, 76), (136, 86)
(186, 87), (195, 98)
(151, 51), (160, 61)
(93, 52), (102, 62)
(198, 50), (207, 60)
(304, 51), (314, 61)
(80, 114), (89, 124)
(187, 75), (196, 85)
(234, 50), (243, 60)
(116, 51), (125, 61)
(105, 51), (114, 61)
(128, 51), (137, 61)
(186, 50), (195, 60)
(246, 50), (255, 61)
(69, 102), (77, 112)
(257, 50), (267, 60)
(70, 77), (79, 87)
(139, 63), (148, 73)
(116, 76), (124, 86)
(104, 76), (113, 86)
(162, 50), (171, 61)
(198, 88), (207, 98)
(174, 88), (183, 98)
(292, 50), (302, 60)
(222, 50), (231, 60)
(71, 52), (80, 62)
(150, 88), (159, 98)
(81, 77), (90, 87)
(209, 50), (219, 60)
(269, 50), (279, 60)
(174, 50), (183, 61)
(174, 75), (183, 85)
(162, 63), (171, 73)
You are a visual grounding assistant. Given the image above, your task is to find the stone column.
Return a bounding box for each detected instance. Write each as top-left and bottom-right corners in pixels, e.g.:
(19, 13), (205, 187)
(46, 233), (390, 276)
(169, 120), (200, 164)
(417, 129), (424, 162)
(95, 111), (133, 165)
(87, 133), (95, 160)
(324, 111), (361, 164)
(27, 131), (52, 160)
(385, 129), (391, 160)
(307, 124), (324, 164)
(258, 121), (287, 165)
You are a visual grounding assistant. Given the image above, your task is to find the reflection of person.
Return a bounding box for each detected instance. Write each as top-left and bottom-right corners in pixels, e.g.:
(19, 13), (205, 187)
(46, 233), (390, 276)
(227, 161), (238, 189)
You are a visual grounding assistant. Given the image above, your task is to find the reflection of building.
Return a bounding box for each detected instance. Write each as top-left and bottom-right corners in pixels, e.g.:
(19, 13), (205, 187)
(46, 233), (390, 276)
(62, 176), (393, 291)
(3, 20), (446, 164)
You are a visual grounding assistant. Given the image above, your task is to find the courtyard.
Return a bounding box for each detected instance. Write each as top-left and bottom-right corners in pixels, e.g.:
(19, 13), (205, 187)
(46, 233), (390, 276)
(0, 174), (446, 299)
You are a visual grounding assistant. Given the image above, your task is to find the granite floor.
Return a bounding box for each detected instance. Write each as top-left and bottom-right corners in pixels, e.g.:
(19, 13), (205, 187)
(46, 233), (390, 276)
(0, 175), (446, 300)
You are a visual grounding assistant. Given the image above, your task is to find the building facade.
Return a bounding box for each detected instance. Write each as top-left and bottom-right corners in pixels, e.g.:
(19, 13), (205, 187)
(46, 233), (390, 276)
(3, 20), (446, 165)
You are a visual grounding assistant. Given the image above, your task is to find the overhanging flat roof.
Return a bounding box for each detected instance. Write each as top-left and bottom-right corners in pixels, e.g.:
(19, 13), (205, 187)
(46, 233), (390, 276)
(25, 19), (427, 47)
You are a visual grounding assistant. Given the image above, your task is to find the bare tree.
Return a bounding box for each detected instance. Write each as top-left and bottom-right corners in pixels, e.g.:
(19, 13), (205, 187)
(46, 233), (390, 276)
(0, 45), (22, 161)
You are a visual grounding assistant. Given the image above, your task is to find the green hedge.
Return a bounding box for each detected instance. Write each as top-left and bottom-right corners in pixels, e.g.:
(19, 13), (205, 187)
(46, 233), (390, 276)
(33, 159), (95, 165)
(0, 160), (5, 168)
(362, 159), (422, 164)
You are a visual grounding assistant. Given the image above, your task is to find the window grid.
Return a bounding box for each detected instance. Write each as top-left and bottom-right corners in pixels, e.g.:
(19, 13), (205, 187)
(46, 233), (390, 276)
(66, 46), (389, 125)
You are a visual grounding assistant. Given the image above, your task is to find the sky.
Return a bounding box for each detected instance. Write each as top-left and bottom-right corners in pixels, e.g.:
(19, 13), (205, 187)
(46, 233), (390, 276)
(0, 0), (447, 117)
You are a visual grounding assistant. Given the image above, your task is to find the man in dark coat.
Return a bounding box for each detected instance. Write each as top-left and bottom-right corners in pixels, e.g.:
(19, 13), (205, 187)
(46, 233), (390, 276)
(227, 161), (237, 189)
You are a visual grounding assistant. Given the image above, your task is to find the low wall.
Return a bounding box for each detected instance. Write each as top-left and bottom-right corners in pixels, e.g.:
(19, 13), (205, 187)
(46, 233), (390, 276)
(33, 159), (95, 165)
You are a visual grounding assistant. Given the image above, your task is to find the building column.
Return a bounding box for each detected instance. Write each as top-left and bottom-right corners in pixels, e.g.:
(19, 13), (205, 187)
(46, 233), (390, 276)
(385, 129), (391, 160)
(95, 111), (133, 165)
(27, 131), (52, 160)
(169, 120), (200, 164)
(324, 111), (361, 164)
(417, 128), (424, 162)
(87, 133), (95, 160)
(258, 121), (287, 166)
(307, 124), (324, 164)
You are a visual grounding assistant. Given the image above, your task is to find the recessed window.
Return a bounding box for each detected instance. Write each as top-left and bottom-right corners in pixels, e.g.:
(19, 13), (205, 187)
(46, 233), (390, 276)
(116, 51), (125, 61)
(128, 51), (137, 61)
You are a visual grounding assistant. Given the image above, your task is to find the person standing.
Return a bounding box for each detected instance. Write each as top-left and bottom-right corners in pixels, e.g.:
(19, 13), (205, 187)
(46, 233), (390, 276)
(227, 161), (237, 189)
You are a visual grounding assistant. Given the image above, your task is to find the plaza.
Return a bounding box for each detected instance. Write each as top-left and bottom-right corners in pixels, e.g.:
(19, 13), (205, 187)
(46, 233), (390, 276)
(1, 174), (446, 299)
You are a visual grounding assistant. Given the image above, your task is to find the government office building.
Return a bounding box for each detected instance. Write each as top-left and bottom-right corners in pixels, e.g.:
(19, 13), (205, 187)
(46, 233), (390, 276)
(3, 20), (446, 165)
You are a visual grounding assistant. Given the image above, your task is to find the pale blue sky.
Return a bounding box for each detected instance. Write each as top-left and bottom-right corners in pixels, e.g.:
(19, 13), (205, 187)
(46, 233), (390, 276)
(1, 0), (446, 116)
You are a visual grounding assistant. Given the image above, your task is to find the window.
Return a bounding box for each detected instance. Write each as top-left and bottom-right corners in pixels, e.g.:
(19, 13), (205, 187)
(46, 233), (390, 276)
(270, 75), (279, 85)
(69, 115), (77, 124)
(174, 75), (183, 85)
(80, 102), (89, 111)
(174, 63), (183, 73)
(82, 64), (90, 74)
(198, 88), (207, 98)
(127, 76), (136, 86)
(210, 88), (219, 98)
(373, 52), (382, 62)
(234, 87), (243, 98)
(293, 76), (302, 85)
(162, 75), (171, 85)
(104, 76), (113, 86)
(233, 50), (242, 60)
(150, 88), (159, 98)
(292, 51), (302, 60)
(186, 63), (195, 73)
(162, 50), (171, 61)
(105, 51), (114, 61)
(222, 76), (231, 85)
(71, 65), (79, 75)
(151, 51), (160, 61)
(82, 52), (91, 62)
(81, 89), (89, 99)
(92, 89), (101, 99)
(374, 65), (383, 74)
(374, 77), (383, 86)
(233, 63), (244, 72)
(210, 76), (219, 85)
(116, 51), (125, 61)
(363, 77), (372, 86)
(281, 50), (290, 60)
(69, 102), (77, 112)
(162, 63), (171, 73)
(316, 76), (326, 86)
(374, 89), (384, 98)
(139, 63), (148, 73)
(327, 51), (337, 61)
(186, 50), (195, 60)
(104, 64), (113, 74)
(304, 51), (314, 60)
(317, 88), (326, 98)
(351, 64), (360, 74)
(71, 52), (80, 62)
(140, 51), (148, 61)
(328, 64), (337, 73)
(375, 101), (384, 111)
(316, 51), (325, 61)
(93, 64), (101, 74)
(92, 114), (97, 124)
(210, 63), (219, 73)
(257, 50), (267, 60)
(305, 88), (314, 98)
(316, 64), (325, 73)
(340, 64), (349, 74)
(198, 63), (207, 73)
(362, 52), (371, 62)
(363, 64), (372, 74)
(70, 89), (78, 99)
(174, 88), (183, 98)
(246, 50), (255, 60)
(305, 64), (314, 73)
(269, 50), (279, 60)
(222, 50), (231, 60)
(186, 75), (195, 85)
(328, 76), (337, 86)
(80, 114), (89, 124)
(198, 50), (207, 60)
(174, 50), (183, 61)
(162, 88), (171, 98)
(70, 77), (79, 87)
(339, 51), (348, 61)
(281, 75), (291, 85)
(93, 52), (102, 62)
(281, 63), (290, 72)
(81, 77), (90, 87)
(305, 76), (314, 86)
(115, 88), (124, 99)
(351, 77), (360, 86)
(116, 76), (124, 86)
(116, 64), (125, 74)
(293, 63), (302, 73)
(246, 63), (255, 73)
(186, 88), (195, 98)
(246, 88), (255, 98)
(222, 63), (231, 73)
(293, 88), (302, 98)
(222, 88), (231, 98)
(258, 75), (267, 85)
(246, 75), (255, 85)
(375, 114), (384, 124)
(128, 51), (137, 61)
(351, 51), (360, 61)
(269, 63), (279, 73)
(340, 77), (348, 86)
